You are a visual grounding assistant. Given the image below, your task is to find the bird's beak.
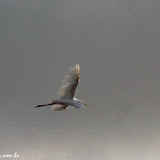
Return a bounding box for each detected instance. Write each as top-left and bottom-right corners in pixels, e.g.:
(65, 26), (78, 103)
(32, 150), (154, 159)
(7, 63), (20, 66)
(82, 101), (89, 106)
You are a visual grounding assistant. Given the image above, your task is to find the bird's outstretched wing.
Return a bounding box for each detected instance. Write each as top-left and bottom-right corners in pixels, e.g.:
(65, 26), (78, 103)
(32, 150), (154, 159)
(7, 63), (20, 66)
(51, 104), (68, 111)
(58, 64), (80, 99)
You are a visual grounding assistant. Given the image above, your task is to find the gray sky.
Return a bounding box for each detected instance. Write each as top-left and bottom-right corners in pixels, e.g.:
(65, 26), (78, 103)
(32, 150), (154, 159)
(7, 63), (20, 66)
(1, 0), (160, 159)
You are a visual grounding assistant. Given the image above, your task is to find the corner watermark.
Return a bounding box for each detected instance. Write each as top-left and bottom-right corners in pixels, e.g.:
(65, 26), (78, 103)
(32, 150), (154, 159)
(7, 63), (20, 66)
(0, 152), (19, 158)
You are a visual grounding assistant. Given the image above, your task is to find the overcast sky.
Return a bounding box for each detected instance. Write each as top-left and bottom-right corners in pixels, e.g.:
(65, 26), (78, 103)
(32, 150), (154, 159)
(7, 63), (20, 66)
(1, 0), (160, 159)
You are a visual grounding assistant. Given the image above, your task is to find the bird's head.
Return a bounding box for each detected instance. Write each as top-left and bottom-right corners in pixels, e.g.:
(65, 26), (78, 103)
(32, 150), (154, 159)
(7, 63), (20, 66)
(75, 99), (88, 108)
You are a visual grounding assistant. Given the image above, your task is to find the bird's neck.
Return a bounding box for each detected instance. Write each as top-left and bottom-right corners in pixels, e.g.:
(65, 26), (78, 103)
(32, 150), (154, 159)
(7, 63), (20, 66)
(73, 97), (78, 101)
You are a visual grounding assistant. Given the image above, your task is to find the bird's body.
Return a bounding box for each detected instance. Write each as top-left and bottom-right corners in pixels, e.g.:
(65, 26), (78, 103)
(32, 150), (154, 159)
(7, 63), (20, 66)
(35, 64), (88, 111)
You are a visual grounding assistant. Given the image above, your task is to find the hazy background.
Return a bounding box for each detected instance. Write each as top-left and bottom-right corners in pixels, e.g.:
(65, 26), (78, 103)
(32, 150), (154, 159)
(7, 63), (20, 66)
(1, 0), (160, 159)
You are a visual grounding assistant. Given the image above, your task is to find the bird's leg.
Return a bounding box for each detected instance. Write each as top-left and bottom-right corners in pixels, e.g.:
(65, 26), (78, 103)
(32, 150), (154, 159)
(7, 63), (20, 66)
(35, 102), (56, 108)
(35, 100), (65, 108)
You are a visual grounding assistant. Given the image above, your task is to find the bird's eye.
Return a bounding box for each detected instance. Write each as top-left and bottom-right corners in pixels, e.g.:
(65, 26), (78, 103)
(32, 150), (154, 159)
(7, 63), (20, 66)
(76, 101), (81, 105)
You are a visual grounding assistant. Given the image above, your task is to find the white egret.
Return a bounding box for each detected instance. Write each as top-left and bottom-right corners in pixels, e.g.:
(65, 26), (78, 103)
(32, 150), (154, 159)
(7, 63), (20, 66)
(35, 64), (88, 111)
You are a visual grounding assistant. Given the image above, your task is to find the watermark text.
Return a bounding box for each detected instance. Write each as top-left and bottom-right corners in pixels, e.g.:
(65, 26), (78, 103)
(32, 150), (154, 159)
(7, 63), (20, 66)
(0, 152), (19, 158)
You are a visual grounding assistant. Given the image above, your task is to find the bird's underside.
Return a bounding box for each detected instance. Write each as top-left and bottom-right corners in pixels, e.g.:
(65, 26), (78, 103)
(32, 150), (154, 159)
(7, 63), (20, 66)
(51, 104), (68, 111)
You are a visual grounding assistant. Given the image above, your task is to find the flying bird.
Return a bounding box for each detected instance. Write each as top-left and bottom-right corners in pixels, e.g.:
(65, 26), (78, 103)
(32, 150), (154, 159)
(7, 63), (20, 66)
(35, 64), (88, 111)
